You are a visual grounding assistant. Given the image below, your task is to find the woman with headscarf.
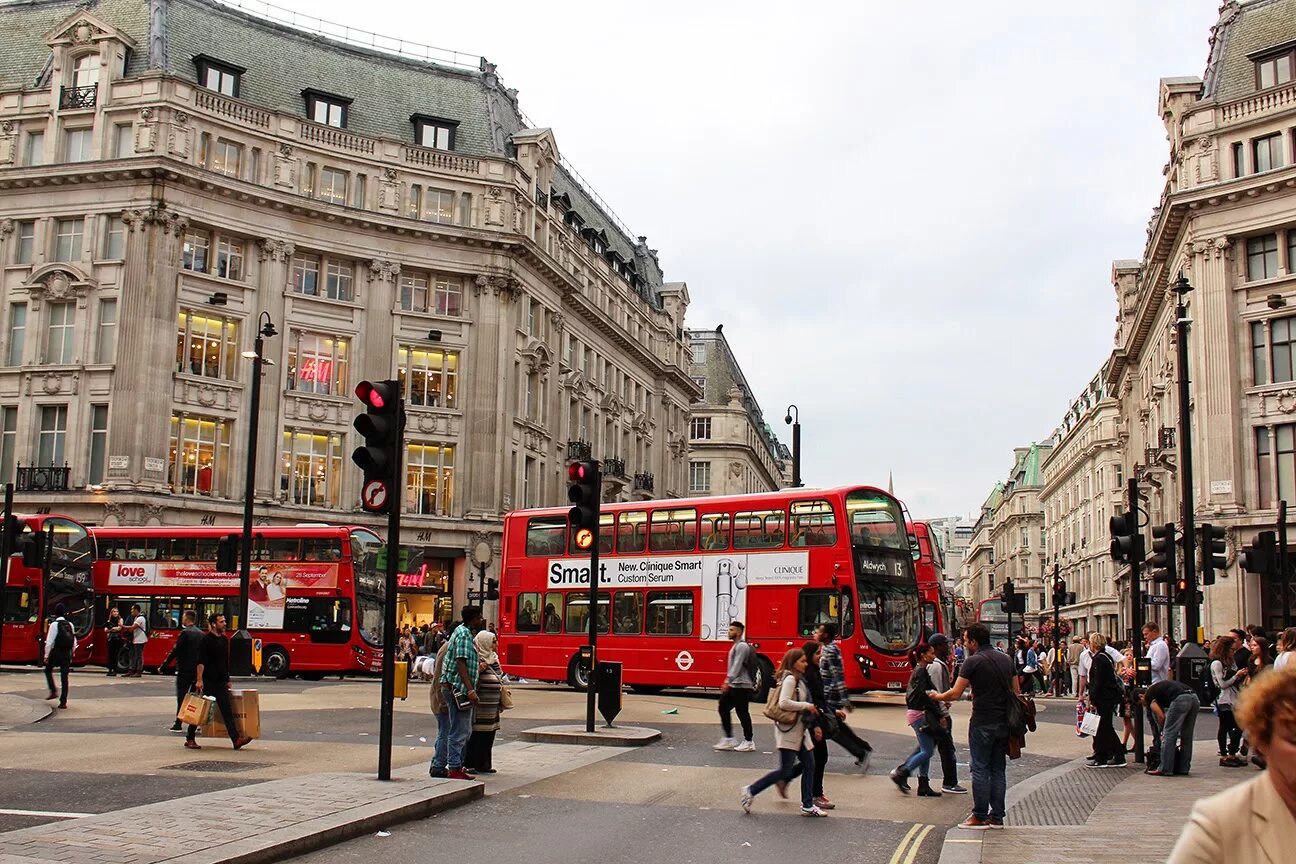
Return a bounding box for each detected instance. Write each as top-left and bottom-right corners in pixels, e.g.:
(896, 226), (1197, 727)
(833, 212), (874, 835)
(464, 628), (503, 774)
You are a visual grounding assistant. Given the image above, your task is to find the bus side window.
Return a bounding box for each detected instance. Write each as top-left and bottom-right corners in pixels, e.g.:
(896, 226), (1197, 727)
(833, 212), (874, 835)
(597, 514), (614, 555)
(734, 510), (783, 549)
(617, 511), (647, 554)
(840, 588), (856, 639)
(789, 500), (837, 547)
(516, 592), (540, 632)
(649, 508), (697, 553)
(646, 591), (693, 636)
(700, 514), (730, 551)
(542, 592), (562, 633)
(797, 589), (838, 638)
(528, 517), (567, 557)
(613, 592), (641, 634)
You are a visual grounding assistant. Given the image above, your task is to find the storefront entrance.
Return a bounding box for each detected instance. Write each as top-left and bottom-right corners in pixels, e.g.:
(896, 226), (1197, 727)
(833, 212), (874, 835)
(395, 550), (456, 629)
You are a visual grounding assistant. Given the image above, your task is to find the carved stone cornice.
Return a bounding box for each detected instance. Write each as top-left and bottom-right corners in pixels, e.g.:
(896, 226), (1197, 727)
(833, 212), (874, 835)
(520, 338), (552, 375)
(473, 274), (521, 301)
(24, 264), (98, 310)
(367, 259), (401, 282)
(257, 238), (296, 262)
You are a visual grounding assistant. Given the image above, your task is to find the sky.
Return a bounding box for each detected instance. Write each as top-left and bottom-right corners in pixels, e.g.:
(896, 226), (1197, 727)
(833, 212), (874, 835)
(226, 0), (1222, 517)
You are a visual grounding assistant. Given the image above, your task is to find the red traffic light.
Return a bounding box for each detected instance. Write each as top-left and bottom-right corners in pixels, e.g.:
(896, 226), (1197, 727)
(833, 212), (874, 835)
(568, 462), (591, 482)
(356, 380), (395, 410)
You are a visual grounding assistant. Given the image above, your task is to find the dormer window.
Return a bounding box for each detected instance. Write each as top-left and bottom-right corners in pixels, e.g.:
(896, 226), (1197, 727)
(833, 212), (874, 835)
(304, 89), (351, 128)
(412, 115), (457, 150)
(71, 54), (99, 88)
(565, 210), (584, 230)
(195, 55), (244, 97)
(1255, 47), (1295, 89)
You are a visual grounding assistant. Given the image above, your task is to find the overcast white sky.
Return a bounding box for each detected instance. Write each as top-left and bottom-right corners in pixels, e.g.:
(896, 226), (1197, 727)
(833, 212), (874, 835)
(248, 0), (1221, 517)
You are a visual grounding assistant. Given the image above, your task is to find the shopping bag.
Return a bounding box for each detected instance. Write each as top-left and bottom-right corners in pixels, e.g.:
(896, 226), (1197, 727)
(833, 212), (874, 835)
(201, 689), (261, 739)
(1079, 710), (1102, 737)
(177, 692), (214, 726)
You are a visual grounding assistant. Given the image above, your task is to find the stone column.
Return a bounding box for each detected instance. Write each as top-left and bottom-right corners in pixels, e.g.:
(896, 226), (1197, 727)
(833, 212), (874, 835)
(252, 239), (294, 500)
(107, 204), (188, 491)
(362, 260), (400, 381)
(464, 274), (519, 516)
(1188, 236), (1243, 515)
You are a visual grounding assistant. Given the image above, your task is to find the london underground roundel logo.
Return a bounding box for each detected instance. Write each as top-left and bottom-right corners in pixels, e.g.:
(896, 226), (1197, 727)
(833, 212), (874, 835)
(675, 650), (694, 671)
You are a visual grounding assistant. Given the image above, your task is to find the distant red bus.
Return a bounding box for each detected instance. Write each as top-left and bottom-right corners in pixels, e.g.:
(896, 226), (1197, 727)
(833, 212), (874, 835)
(910, 521), (956, 637)
(87, 525), (386, 678)
(498, 485), (922, 696)
(1, 514), (97, 666)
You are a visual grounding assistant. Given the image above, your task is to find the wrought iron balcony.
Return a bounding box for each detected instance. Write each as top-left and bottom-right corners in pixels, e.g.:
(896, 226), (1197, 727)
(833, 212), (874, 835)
(535, 188), (549, 209)
(59, 85), (97, 110)
(566, 439), (592, 461)
(16, 464), (72, 493)
(633, 472), (655, 492)
(602, 457), (626, 478)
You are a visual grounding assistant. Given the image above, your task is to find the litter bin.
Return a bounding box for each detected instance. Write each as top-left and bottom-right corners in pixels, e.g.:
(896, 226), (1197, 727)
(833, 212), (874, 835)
(596, 661), (622, 727)
(1175, 643), (1211, 705)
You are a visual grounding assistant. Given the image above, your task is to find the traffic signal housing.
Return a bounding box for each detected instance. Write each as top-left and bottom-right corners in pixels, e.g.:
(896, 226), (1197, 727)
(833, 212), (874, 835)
(352, 379), (402, 514)
(1241, 530), (1276, 577)
(567, 460), (601, 535)
(1109, 511), (1144, 564)
(486, 578), (500, 602)
(216, 534), (239, 573)
(1198, 523), (1227, 586)
(1149, 523), (1177, 584)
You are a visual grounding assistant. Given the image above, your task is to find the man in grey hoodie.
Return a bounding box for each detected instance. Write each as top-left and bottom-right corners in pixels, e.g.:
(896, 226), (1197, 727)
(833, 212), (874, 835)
(714, 621), (756, 752)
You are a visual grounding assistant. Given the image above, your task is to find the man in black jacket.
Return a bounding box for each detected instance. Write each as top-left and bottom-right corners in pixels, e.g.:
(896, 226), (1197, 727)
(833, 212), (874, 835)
(164, 610), (204, 733)
(191, 613), (252, 751)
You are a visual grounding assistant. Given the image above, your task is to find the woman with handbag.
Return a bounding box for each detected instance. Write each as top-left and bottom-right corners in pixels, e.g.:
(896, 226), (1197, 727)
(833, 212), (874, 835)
(1210, 634), (1247, 767)
(1086, 633), (1125, 768)
(740, 648), (826, 817)
(891, 642), (943, 797)
(801, 641), (838, 811)
(464, 630), (503, 774)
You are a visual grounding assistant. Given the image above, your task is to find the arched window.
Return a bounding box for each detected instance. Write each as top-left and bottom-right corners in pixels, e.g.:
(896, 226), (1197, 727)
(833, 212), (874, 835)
(72, 54), (100, 89)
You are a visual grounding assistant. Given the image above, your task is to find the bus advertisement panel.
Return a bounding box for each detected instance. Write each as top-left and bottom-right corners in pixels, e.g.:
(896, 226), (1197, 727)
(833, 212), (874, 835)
(499, 485), (921, 696)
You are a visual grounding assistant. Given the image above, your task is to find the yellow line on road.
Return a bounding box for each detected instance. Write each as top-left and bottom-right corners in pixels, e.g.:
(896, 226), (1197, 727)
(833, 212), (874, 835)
(903, 825), (935, 864)
(888, 823), (922, 864)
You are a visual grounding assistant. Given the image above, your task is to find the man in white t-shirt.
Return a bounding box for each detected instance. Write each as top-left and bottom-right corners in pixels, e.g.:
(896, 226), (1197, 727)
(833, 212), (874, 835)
(124, 604), (149, 677)
(1143, 622), (1170, 683)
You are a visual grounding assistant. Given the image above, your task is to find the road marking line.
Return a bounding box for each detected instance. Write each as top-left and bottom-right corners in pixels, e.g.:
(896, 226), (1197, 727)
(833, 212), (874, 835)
(903, 825), (935, 864)
(0, 808), (91, 819)
(945, 838), (984, 843)
(888, 823), (922, 864)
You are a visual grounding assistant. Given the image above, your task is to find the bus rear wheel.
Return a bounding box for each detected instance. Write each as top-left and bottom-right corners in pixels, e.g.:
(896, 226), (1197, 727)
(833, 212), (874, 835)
(263, 647), (291, 679)
(566, 655), (591, 692)
(753, 656), (775, 704)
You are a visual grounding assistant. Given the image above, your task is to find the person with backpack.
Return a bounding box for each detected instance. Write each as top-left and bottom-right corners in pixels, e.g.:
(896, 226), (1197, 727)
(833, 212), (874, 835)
(891, 641), (943, 797)
(1085, 632), (1126, 768)
(739, 647), (826, 817)
(43, 604), (76, 709)
(123, 603), (148, 677)
(714, 621), (757, 753)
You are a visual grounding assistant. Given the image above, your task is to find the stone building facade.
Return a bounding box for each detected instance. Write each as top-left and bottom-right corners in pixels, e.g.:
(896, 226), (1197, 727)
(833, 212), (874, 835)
(0, 0), (698, 622)
(684, 328), (790, 496)
(1040, 367), (1124, 638)
(1107, 0), (1296, 637)
(957, 487), (1000, 607)
(988, 443), (1053, 618)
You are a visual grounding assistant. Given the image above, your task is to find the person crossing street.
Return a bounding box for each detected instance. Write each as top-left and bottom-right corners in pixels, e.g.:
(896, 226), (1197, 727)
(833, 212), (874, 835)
(714, 621), (756, 752)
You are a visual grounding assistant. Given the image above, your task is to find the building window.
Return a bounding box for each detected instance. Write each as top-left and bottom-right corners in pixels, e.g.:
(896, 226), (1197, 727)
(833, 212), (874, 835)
(1254, 134), (1285, 173)
(1232, 141), (1245, 177)
(280, 430), (344, 508)
(1272, 317), (1296, 384)
(176, 309), (238, 379)
(24, 131), (45, 166)
(88, 404), (108, 485)
(688, 460), (711, 493)
(324, 259), (354, 301)
(397, 346), (459, 408)
(690, 341), (706, 364)
(71, 54), (99, 89)
(36, 405), (67, 467)
(304, 89), (350, 128)
(399, 272), (429, 313)
(54, 218), (84, 262)
(0, 407), (16, 481)
(433, 275), (462, 316)
(689, 416), (711, 440)
(7, 304), (26, 366)
(103, 216), (125, 259)
(95, 299), (117, 365)
(286, 332), (349, 396)
(292, 254), (320, 295)
(1257, 51), (1294, 89)
(182, 230), (210, 273)
(425, 187), (455, 224)
(318, 167), (347, 205)
(211, 139), (242, 177)
(1248, 234), (1279, 281)
(15, 221), (34, 265)
(196, 56), (242, 97)
(215, 236), (244, 280)
(1257, 424), (1296, 508)
(169, 413), (230, 496)
(406, 442), (454, 515)
(413, 116), (457, 150)
(64, 127), (93, 162)
(45, 302), (75, 364)
(113, 123), (133, 158)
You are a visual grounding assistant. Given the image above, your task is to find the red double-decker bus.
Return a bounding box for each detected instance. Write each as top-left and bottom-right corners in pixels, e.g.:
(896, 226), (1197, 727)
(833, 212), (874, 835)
(974, 597), (1013, 650)
(497, 485), (922, 697)
(1, 514), (97, 666)
(910, 521), (956, 638)
(87, 525), (386, 678)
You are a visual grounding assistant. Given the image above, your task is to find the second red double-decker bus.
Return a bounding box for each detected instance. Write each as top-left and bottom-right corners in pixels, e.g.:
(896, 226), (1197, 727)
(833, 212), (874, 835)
(1, 514), (97, 666)
(498, 485), (921, 696)
(910, 521), (956, 638)
(87, 525), (386, 678)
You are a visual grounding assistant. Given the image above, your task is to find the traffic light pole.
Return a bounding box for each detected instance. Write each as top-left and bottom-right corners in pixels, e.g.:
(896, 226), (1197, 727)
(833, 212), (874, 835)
(1173, 276), (1199, 643)
(377, 401), (404, 782)
(1052, 564), (1062, 698)
(1127, 477), (1146, 765)
(1280, 500), (1291, 629)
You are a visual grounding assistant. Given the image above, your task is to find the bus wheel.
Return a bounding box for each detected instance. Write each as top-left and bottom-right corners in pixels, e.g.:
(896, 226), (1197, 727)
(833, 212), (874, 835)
(629, 685), (665, 695)
(263, 647), (291, 679)
(566, 655), (591, 692)
(753, 656), (775, 703)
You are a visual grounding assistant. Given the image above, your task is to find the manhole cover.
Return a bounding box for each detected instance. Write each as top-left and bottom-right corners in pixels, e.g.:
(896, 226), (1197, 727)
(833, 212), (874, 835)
(160, 760), (273, 773)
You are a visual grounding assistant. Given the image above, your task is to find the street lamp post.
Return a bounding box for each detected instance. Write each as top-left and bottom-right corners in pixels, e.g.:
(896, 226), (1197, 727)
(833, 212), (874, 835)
(784, 405), (802, 488)
(232, 312), (278, 675)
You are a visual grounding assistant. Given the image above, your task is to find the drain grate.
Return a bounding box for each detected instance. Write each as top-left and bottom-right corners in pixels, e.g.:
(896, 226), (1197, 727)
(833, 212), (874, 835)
(160, 760), (273, 773)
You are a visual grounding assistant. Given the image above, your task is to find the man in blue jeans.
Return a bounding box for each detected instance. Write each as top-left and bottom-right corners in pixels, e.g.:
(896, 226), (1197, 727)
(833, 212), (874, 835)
(1141, 679), (1201, 776)
(929, 623), (1019, 830)
(434, 605), (484, 780)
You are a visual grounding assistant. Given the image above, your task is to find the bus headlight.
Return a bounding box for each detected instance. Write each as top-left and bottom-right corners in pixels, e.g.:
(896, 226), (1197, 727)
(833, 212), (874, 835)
(854, 654), (873, 678)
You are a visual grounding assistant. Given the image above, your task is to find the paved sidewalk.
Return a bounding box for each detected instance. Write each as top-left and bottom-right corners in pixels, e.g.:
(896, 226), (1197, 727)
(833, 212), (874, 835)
(0, 741), (625, 864)
(0, 695), (49, 731)
(938, 751), (1251, 864)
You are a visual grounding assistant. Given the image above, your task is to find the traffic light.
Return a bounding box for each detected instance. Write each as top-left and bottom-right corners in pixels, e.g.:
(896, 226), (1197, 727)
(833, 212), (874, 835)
(1109, 511), (1144, 564)
(567, 460), (601, 535)
(486, 578), (500, 601)
(1175, 574), (1190, 605)
(352, 380), (402, 514)
(1149, 523), (1177, 584)
(1198, 523), (1227, 586)
(216, 534), (239, 573)
(1051, 578), (1068, 607)
(1241, 530), (1276, 577)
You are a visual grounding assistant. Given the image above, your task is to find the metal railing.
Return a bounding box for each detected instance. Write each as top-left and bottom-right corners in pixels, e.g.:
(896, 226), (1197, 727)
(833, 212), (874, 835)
(633, 472), (654, 492)
(602, 457), (626, 478)
(16, 464), (72, 493)
(59, 85), (96, 110)
(566, 440), (592, 461)
(535, 188), (549, 209)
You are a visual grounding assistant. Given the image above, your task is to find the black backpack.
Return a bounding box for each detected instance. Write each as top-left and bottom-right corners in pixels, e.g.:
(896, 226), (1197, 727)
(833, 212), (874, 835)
(51, 620), (74, 657)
